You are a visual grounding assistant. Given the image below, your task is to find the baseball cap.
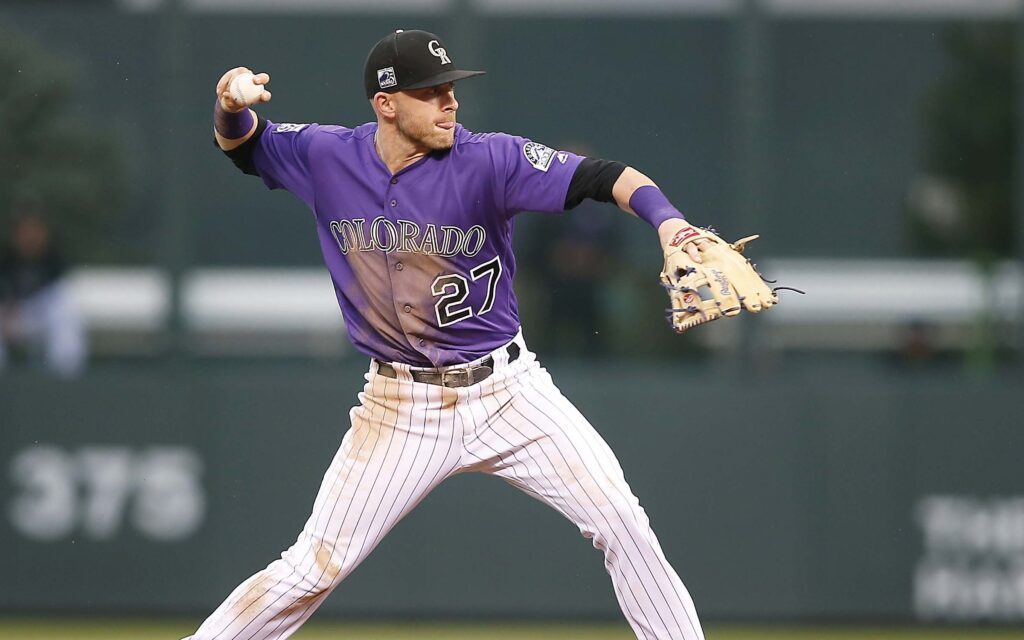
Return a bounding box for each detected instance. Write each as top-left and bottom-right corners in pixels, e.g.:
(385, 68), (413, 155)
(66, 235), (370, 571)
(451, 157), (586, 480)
(364, 30), (485, 99)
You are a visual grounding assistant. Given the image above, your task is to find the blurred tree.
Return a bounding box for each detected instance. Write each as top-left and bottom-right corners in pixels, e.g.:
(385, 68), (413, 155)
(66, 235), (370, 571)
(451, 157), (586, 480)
(909, 23), (1015, 261)
(907, 23), (1017, 373)
(0, 27), (125, 261)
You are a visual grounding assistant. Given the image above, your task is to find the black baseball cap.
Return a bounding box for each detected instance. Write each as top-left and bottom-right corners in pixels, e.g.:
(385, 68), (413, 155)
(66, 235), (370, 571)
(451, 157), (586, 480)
(364, 30), (485, 99)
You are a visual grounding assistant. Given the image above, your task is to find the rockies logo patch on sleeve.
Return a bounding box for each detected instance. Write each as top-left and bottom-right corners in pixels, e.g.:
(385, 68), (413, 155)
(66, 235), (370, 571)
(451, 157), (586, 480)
(274, 123), (309, 133)
(523, 141), (556, 172)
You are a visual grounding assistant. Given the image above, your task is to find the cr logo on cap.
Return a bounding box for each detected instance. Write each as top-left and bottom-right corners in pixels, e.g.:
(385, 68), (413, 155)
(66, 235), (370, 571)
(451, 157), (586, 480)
(428, 40), (451, 65)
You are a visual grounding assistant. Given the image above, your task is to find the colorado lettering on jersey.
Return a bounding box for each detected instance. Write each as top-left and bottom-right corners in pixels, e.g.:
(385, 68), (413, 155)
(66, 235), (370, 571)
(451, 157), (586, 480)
(329, 216), (487, 258)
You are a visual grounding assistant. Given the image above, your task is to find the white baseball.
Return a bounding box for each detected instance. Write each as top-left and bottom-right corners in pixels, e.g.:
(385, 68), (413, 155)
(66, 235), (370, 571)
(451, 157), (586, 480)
(229, 72), (265, 105)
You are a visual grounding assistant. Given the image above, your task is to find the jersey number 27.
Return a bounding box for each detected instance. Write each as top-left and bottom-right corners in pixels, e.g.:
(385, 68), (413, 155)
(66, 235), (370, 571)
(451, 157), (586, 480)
(431, 256), (502, 327)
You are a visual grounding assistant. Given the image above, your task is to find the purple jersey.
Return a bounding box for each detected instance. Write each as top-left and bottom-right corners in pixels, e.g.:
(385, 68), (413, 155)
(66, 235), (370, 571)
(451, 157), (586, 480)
(251, 121), (584, 367)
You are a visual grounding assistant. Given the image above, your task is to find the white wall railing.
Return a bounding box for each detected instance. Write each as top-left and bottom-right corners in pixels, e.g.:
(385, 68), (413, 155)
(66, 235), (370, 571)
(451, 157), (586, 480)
(65, 260), (1021, 355)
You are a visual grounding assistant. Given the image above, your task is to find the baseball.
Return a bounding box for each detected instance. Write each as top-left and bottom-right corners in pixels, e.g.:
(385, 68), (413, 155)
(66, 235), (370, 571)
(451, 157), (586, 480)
(229, 72), (265, 105)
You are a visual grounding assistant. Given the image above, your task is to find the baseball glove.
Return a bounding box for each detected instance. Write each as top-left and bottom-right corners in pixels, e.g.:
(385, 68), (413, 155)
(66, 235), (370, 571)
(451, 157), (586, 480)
(660, 225), (782, 333)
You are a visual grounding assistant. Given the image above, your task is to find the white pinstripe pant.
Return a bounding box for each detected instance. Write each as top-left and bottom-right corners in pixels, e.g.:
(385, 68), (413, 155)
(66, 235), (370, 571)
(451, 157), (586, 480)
(187, 335), (704, 640)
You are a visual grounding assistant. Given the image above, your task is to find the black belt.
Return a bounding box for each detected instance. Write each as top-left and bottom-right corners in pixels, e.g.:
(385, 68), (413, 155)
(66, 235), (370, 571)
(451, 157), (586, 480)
(376, 343), (521, 388)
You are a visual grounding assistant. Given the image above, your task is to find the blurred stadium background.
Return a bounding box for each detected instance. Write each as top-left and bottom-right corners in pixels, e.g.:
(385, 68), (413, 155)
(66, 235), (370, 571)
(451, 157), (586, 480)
(1, 0), (1023, 638)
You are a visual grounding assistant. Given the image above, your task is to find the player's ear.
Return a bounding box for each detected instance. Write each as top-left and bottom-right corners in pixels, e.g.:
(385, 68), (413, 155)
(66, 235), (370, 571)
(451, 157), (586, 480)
(372, 92), (397, 120)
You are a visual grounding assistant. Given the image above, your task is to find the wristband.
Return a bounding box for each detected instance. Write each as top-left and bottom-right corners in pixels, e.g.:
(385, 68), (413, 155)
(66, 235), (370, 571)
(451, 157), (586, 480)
(214, 101), (255, 140)
(628, 185), (685, 230)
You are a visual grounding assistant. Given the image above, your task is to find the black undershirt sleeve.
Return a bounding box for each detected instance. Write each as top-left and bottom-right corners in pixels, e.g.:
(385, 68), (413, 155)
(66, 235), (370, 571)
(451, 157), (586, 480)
(563, 157), (628, 210)
(214, 114), (268, 177)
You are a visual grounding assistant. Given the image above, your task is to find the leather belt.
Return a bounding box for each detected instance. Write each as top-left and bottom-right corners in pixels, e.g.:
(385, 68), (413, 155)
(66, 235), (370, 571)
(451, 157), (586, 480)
(376, 343), (521, 388)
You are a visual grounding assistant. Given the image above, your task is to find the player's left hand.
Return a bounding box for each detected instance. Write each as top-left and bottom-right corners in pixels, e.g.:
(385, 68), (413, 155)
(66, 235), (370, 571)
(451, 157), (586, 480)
(682, 237), (711, 263)
(659, 226), (782, 333)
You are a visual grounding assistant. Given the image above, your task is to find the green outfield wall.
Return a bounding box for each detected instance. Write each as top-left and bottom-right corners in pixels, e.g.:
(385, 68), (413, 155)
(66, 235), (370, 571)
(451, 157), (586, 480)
(2, 360), (1021, 621)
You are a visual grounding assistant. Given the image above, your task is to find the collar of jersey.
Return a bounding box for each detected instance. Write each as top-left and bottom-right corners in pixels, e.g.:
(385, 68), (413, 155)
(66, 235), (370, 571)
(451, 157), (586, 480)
(365, 123), (461, 179)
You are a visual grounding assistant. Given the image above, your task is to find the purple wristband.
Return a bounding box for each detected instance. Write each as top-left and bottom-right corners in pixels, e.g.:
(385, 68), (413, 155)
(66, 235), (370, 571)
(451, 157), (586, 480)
(214, 101), (255, 140)
(628, 185), (685, 229)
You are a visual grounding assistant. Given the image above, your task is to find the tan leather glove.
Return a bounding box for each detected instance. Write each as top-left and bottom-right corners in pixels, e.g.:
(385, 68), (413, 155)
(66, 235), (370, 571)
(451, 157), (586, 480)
(660, 228), (779, 333)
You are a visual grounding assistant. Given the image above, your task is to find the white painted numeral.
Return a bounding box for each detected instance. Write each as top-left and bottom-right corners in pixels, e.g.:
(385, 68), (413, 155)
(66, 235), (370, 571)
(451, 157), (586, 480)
(132, 448), (205, 541)
(9, 446), (77, 540)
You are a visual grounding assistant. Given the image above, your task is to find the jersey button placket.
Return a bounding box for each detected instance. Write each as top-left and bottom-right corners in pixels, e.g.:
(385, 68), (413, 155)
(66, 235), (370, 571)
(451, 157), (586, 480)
(384, 181), (420, 355)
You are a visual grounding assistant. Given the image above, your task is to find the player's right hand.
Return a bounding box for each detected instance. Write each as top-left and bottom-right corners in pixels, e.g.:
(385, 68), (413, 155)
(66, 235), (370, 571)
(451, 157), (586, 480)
(216, 67), (272, 112)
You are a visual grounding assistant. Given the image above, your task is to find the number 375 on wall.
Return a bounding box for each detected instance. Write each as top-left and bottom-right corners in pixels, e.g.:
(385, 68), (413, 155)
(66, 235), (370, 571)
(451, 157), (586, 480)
(7, 445), (205, 542)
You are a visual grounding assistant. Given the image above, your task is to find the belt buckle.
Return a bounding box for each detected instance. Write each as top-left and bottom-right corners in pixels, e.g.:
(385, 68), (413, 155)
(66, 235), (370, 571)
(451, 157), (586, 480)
(441, 368), (471, 387)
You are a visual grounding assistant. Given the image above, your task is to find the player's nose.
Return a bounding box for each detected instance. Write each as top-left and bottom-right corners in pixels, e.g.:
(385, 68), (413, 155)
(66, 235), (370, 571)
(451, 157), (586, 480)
(443, 90), (458, 111)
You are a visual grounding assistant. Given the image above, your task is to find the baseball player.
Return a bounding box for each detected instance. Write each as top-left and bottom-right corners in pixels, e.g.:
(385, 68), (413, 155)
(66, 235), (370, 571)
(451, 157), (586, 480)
(189, 29), (718, 640)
